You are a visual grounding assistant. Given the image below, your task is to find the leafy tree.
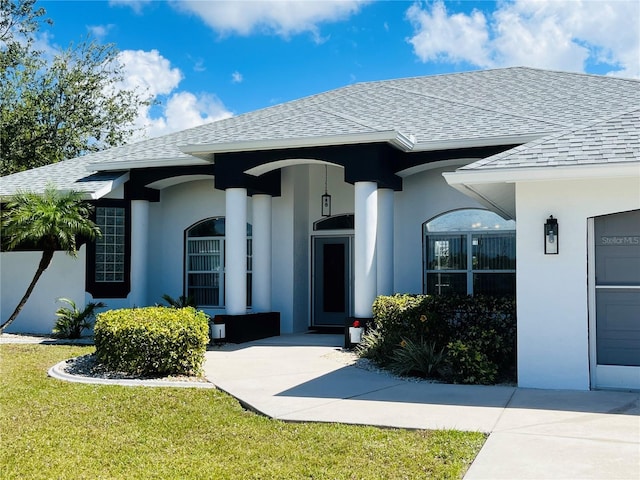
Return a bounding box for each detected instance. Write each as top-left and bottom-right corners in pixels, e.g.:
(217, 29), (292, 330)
(0, 187), (101, 332)
(0, 0), (148, 175)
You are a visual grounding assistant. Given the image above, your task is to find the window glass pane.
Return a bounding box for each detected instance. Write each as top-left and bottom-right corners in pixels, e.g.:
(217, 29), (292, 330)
(425, 209), (515, 233)
(95, 206), (125, 283)
(246, 272), (252, 307)
(427, 273), (467, 296)
(427, 235), (467, 270)
(473, 273), (516, 297)
(185, 218), (253, 307)
(472, 234), (516, 270)
(188, 273), (220, 306)
(313, 214), (355, 231)
(188, 218), (225, 237)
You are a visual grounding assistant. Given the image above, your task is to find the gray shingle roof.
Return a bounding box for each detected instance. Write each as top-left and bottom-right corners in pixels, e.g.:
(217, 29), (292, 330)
(460, 108), (640, 170)
(1, 67), (639, 197)
(0, 155), (128, 199)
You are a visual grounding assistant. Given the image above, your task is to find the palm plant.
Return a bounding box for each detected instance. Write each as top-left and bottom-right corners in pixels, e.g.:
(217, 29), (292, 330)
(52, 298), (106, 339)
(0, 186), (101, 332)
(161, 293), (197, 308)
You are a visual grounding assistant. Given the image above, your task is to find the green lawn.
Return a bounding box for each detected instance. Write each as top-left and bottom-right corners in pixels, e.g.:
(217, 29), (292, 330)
(0, 344), (485, 479)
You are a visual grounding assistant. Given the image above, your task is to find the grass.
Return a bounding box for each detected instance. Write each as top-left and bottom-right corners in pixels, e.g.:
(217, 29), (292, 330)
(0, 344), (486, 479)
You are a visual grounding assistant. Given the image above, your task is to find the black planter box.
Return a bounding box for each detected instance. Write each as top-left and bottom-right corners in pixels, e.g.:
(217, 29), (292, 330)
(213, 312), (280, 344)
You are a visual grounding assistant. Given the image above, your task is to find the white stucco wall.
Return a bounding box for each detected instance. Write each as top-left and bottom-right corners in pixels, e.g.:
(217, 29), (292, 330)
(395, 165), (487, 294)
(147, 180), (239, 314)
(516, 175), (640, 390)
(0, 247), (86, 334)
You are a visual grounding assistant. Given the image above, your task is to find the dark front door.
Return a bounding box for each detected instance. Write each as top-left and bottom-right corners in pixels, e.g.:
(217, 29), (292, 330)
(313, 236), (351, 326)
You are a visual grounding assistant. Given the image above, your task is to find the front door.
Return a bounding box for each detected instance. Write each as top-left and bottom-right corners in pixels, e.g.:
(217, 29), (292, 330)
(313, 236), (351, 326)
(592, 210), (640, 390)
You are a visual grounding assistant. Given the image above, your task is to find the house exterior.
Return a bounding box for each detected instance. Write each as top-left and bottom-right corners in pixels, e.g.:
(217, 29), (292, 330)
(1, 67), (638, 390)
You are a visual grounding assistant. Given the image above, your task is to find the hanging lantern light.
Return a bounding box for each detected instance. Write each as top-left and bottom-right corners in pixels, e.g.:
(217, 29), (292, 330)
(321, 165), (331, 217)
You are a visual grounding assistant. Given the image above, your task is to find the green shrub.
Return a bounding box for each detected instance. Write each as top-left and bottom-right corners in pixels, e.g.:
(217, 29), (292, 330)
(389, 338), (446, 378)
(94, 306), (209, 376)
(52, 298), (106, 339)
(360, 294), (516, 385)
(441, 340), (498, 385)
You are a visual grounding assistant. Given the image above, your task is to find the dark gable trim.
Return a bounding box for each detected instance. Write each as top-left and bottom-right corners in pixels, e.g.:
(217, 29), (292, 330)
(393, 144), (520, 173)
(215, 143), (402, 191)
(120, 143), (518, 197)
(213, 143), (521, 192)
(85, 199), (131, 299)
(126, 165), (219, 201)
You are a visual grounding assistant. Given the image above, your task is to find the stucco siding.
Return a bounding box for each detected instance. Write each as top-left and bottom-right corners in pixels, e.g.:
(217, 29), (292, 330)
(1, 247), (86, 334)
(516, 176), (640, 390)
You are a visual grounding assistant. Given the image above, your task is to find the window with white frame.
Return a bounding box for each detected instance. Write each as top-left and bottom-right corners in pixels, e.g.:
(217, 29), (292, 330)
(424, 209), (516, 297)
(185, 218), (252, 307)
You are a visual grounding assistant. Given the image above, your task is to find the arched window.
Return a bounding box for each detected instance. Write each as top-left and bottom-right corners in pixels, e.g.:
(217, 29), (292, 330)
(423, 209), (516, 297)
(313, 214), (354, 231)
(185, 218), (252, 307)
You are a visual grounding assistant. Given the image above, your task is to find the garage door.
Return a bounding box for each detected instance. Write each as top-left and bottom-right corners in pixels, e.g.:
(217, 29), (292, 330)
(592, 210), (640, 390)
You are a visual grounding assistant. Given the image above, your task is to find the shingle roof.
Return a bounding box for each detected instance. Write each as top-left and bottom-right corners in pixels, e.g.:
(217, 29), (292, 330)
(460, 108), (640, 170)
(2, 66), (639, 197)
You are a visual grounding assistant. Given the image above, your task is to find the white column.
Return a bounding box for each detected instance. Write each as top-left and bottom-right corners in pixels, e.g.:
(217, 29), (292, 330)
(130, 200), (149, 307)
(252, 194), (272, 312)
(354, 181), (378, 318)
(225, 188), (247, 315)
(377, 188), (394, 296)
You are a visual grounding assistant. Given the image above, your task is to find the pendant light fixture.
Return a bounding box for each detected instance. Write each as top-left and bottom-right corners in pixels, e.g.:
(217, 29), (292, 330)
(321, 165), (331, 217)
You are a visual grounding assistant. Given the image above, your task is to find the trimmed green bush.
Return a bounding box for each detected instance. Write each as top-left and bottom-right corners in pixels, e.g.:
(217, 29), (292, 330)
(94, 306), (209, 376)
(359, 294), (516, 385)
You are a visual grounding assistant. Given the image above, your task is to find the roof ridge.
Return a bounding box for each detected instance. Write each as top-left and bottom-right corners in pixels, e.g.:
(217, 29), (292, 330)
(523, 106), (640, 145)
(316, 106), (385, 132)
(346, 66), (640, 89)
(381, 82), (573, 130)
(462, 106), (640, 170)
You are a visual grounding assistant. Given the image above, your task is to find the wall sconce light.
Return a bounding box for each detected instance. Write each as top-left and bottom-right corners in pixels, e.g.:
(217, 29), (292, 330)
(321, 165), (331, 217)
(544, 215), (559, 254)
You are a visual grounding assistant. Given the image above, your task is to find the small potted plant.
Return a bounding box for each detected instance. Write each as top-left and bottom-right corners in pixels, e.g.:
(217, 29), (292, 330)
(349, 319), (364, 344)
(210, 315), (226, 341)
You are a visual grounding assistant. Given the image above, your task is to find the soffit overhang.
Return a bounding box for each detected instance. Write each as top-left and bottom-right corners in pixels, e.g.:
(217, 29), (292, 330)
(444, 162), (640, 220)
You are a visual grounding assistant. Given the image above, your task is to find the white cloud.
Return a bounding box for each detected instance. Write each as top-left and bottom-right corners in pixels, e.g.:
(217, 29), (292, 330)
(117, 49), (183, 97)
(115, 49), (232, 139)
(88, 24), (115, 40)
(406, 1), (491, 66)
(170, 0), (368, 42)
(144, 92), (233, 138)
(108, 0), (152, 15)
(231, 71), (243, 83)
(406, 0), (640, 78)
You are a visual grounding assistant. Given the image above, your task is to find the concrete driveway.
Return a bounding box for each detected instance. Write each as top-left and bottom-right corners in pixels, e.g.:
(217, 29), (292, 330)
(204, 333), (640, 480)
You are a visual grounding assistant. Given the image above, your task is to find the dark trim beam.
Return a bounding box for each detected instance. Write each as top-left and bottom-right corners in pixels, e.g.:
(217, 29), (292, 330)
(392, 144), (519, 173)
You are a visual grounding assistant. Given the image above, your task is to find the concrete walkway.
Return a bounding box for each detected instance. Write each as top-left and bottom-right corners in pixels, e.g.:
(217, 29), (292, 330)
(204, 333), (640, 480)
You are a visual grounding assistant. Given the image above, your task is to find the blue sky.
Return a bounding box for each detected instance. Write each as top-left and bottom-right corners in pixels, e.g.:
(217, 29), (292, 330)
(38, 0), (639, 140)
